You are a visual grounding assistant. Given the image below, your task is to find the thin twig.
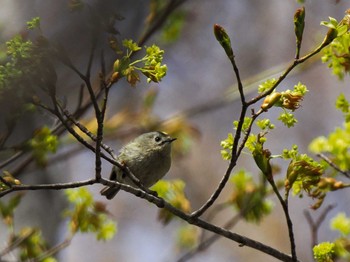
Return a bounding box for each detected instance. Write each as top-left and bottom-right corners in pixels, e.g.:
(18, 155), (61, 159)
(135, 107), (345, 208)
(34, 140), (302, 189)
(60, 107), (117, 159)
(267, 175), (297, 261)
(248, 38), (333, 106)
(138, 0), (188, 46)
(304, 204), (336, 249)
(0, 179), (97, 197)
(190, 40), (247, 218)
(317, 153), (350, 178)
(29, 236), (73, 262)
(0, 173), (298, 262)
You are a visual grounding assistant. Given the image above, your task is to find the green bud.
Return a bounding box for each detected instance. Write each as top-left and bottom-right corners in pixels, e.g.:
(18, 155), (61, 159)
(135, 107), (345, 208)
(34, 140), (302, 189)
(323, 28), (338, 45)
(294, 7), (305, 46)
(213, 24), (234, 59)
(113, 59), (121, 72)
(252, 138), (272, 177)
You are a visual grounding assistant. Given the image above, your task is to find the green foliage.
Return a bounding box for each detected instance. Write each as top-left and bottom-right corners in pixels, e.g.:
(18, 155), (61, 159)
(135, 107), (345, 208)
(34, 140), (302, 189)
(17, 227), (56, 262)
(293, 82), (308, 95)
(313, 242), (335, 262)
(161, 10), (186, 43)
(27, 17), (41, 30)
(0, 193), (56, 261)
(283, 145), (325, 208)
(5, 36), (33, 61)
(328, 213), (350, 259)
(260, 82), (307, 127)
(278, 111), (297, 127)
(233, 117), (252, 132)
(176, 224), (199, 250)
(122, 39), (142, 52)
(258, 78), (276, 93)
(245, 134), (258, 153)
(64, 188), (117, 241)
(112, 39), (167, 85)
(0, 192), (24, 227)
(229, 170), (273, 222)
(152, 179), (191, 224)
(335, 93), (350, 122)
(309, 122), (350, 172)
(322, 32), (350, 80)
(321, 12), (350, 79)
(331, 213), (350, 236)
(256, 119), (275, 130)
(320, 17), (348, 36)
(221, 116), (254, 160)
(0, 23), (57, 129)
(220, 132), (234, 160)
(28, 126), (58, 167)
(282, 144), (299, 159)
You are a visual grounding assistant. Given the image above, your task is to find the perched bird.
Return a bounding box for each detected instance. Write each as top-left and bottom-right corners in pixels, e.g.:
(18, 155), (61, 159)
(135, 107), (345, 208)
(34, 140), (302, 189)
(100, 131), (176, 199)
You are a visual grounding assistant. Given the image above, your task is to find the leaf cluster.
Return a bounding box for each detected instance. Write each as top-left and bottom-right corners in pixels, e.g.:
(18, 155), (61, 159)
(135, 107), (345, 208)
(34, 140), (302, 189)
(64, 188), (117, 241)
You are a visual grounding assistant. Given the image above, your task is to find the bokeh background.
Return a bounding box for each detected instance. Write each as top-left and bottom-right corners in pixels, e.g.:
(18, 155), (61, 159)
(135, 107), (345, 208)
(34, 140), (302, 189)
(0, 0), (349, 261)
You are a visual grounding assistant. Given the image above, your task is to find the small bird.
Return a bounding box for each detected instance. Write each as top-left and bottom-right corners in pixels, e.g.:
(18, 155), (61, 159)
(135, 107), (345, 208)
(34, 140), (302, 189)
(100, 131), (176, 199)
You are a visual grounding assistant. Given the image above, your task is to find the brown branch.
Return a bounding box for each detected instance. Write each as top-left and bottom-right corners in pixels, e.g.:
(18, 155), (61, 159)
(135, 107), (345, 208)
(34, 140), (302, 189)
(177, 214), (241, 262)
(0, 179), (97, 197)
(30, 236), (73, 262)
(190, 38), (247, 218)
(0, 170), (299, 262)
(304, 204), (336, 250)
(138, 0), (188, 46)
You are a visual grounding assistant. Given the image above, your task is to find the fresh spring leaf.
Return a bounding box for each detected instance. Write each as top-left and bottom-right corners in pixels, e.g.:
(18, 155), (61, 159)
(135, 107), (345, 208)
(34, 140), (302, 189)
(152, 179), (191, 225)
(229, 170), (273, 222)
(64, 188), (117, 241)
(28, 126), (58, 167)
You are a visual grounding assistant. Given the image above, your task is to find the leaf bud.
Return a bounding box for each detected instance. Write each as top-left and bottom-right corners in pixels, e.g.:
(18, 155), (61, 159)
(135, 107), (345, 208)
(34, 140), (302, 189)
(294, 7), (305, 45)
(261, 92), (282, 111)
(213, 24), (234, 59)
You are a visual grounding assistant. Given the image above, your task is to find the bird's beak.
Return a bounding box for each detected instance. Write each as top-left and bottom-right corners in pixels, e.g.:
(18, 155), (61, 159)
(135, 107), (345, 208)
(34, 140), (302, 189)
(168, 137), (177, 143)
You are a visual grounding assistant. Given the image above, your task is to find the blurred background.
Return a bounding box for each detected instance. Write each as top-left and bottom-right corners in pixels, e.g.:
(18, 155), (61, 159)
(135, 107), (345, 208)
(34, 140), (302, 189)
(0, 0), (349, 261)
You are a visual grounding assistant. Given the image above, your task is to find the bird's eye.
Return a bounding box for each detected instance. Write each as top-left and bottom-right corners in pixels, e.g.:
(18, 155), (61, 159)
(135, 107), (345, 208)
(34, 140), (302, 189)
(155, 136), (162, 142)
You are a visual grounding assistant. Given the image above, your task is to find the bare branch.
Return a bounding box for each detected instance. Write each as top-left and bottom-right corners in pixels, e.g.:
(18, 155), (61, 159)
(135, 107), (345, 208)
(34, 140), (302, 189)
(304, 204), (336, 250)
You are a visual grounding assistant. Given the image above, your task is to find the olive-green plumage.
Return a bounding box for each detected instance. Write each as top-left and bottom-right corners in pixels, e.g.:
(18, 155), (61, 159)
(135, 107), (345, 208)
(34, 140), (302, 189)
(100, 131), (176, 199)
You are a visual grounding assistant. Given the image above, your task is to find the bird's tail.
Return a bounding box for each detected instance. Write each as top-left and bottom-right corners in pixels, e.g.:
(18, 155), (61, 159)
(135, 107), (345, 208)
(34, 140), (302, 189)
(100, 185), (120, 200)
